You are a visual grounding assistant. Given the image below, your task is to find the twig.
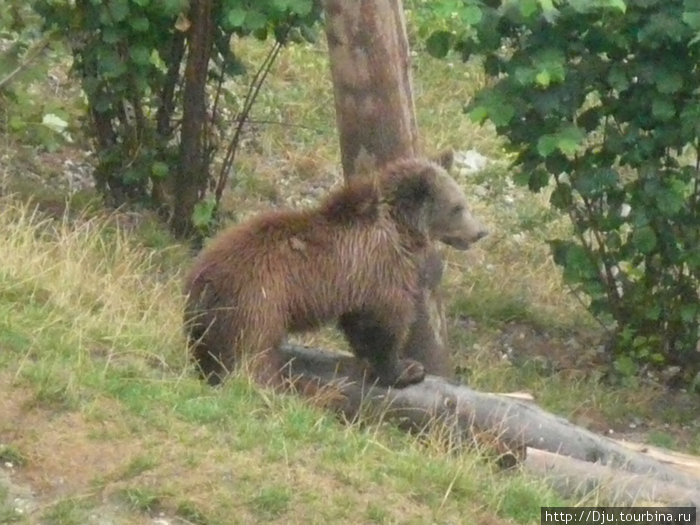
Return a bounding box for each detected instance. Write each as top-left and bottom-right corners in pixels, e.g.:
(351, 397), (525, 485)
(243, 118), (327, 133)
(0, 34), (53, 91)
(214, 33), (288, 205)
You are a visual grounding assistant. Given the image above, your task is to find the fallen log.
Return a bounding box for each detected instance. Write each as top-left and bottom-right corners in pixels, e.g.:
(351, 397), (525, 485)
(613, 440), (700, 478)
(281, 343), (700, 496)
(525, 448), (700, 508)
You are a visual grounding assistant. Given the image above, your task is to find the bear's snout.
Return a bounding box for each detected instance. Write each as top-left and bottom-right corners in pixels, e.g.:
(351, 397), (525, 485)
(440, 224), (488, 250)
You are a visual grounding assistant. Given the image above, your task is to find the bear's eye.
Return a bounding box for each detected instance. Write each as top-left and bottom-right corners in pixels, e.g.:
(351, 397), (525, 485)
(451, 205), (464, 215)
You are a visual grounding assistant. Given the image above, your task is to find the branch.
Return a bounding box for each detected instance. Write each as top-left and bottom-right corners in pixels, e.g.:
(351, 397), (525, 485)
(214, 36), (286, 206)
(0, 35), (52, 91)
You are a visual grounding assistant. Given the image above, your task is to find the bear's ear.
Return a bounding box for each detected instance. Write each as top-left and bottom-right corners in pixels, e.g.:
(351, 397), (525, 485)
(431, 149), (454, 171)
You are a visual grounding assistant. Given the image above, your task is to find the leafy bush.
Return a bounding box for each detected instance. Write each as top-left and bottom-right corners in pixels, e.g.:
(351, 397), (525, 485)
(0, 2), (75, 152)
(425, 0), (700, 385)
(32, 0), (321, 235)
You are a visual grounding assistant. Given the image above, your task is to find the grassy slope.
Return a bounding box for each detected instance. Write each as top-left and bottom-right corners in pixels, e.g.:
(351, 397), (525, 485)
(0, 35), (698, 525)
(0, 200), (568, 524)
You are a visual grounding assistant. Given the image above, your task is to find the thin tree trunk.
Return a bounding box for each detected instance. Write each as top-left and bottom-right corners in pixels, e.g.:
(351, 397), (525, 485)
(322, 0), (452, 377)
(323, 0), (418, 176)
(172, 0), (214, 237)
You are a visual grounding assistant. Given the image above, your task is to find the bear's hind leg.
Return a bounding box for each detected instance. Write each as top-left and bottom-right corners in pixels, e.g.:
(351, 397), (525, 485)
(339, 311), (425, 388)
(186, 310), (235, 386)
(235, 318), (291, 390)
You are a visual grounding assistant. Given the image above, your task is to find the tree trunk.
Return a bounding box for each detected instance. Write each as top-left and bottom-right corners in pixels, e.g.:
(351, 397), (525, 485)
(322, 0), (452, 377)
(172, 0), (214, 237)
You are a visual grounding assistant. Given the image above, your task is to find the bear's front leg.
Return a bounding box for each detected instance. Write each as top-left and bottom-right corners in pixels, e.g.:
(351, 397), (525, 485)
(374, 353), (426, 388)
(339, 311), (425, 388)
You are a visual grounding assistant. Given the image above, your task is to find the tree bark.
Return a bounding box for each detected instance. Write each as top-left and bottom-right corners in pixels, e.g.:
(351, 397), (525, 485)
(322, 0), (452, 377)
(323, 0), (418, 176)
(172, 0), (214, 237)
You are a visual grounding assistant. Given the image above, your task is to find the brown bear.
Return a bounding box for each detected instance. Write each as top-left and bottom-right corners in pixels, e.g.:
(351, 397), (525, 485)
(183, 156), (487, 388)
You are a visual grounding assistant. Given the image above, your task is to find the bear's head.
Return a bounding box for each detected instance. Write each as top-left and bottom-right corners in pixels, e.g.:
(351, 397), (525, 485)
(383, 154), (488, 250)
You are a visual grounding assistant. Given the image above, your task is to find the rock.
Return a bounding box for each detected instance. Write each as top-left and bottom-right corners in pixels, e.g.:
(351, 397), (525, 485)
(454, 149), (490, 174)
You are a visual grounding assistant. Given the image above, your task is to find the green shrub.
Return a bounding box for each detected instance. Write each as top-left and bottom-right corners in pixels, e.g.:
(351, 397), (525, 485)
(31, 0), (321, 235)
(424, 0), (700, 385)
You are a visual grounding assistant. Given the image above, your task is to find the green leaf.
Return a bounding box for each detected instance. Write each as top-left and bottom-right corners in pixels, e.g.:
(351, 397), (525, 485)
(468, 91), (515, 127)
(162, 0), (187, 16)
(532, 48), (566, 86)
(151, 161), (169, 179)
(272, 0), (289, 11)
(645, 304), (661, 320)
(538, 0), (559, 22)
(460, 5), (482, 25)
(680, 103), (700, 137)
(556, 126), (585, 156)
(537, 134), (558, 157)
(490, 103), (515, 127)
(129, 16), (150, 32)
(129, 45), (151, 66)
(570, 0), (625, 13)
(9, 115), (26, 132)
(607, 66), (629, 91)
(514, 66), (535, 85)
(468, 105), (489, 124)
(102, 27), (123, 44)
(535, 70), (550, 87)
(99, 50), (126, 79)
(426, 31), (453, 59)
(605, 0), (627, 13)
(193, 199), (216, 228)
(550, 240), (598, 283)
(550, 182), (573, 209)
(578, 107), (601, 132)
(682, 11), (700, 30)
(244, 10), (267, 31)
(651, 98), (675, 120)
(108, 0), (129, 22)
(680, 303), (698, 323)
(655, 71), (683, 94)
(545, 152), (570, 174)
(528, 168), (550, 191)
(655, 178), (687, 216)
(613, 355), (638, 377)
(288, 0), (313, 16)
(632, 226), (657, 254)
(227, 7), (247, 28)
(519, 0), (539, 18)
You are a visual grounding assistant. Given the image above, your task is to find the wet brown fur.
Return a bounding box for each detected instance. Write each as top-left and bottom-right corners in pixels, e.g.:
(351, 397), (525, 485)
(184, 157), (484, 387)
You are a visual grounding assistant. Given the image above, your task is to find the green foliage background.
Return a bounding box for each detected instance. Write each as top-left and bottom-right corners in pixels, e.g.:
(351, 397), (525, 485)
(26, 0), (321, 232)
(422, 0), (700, 384)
